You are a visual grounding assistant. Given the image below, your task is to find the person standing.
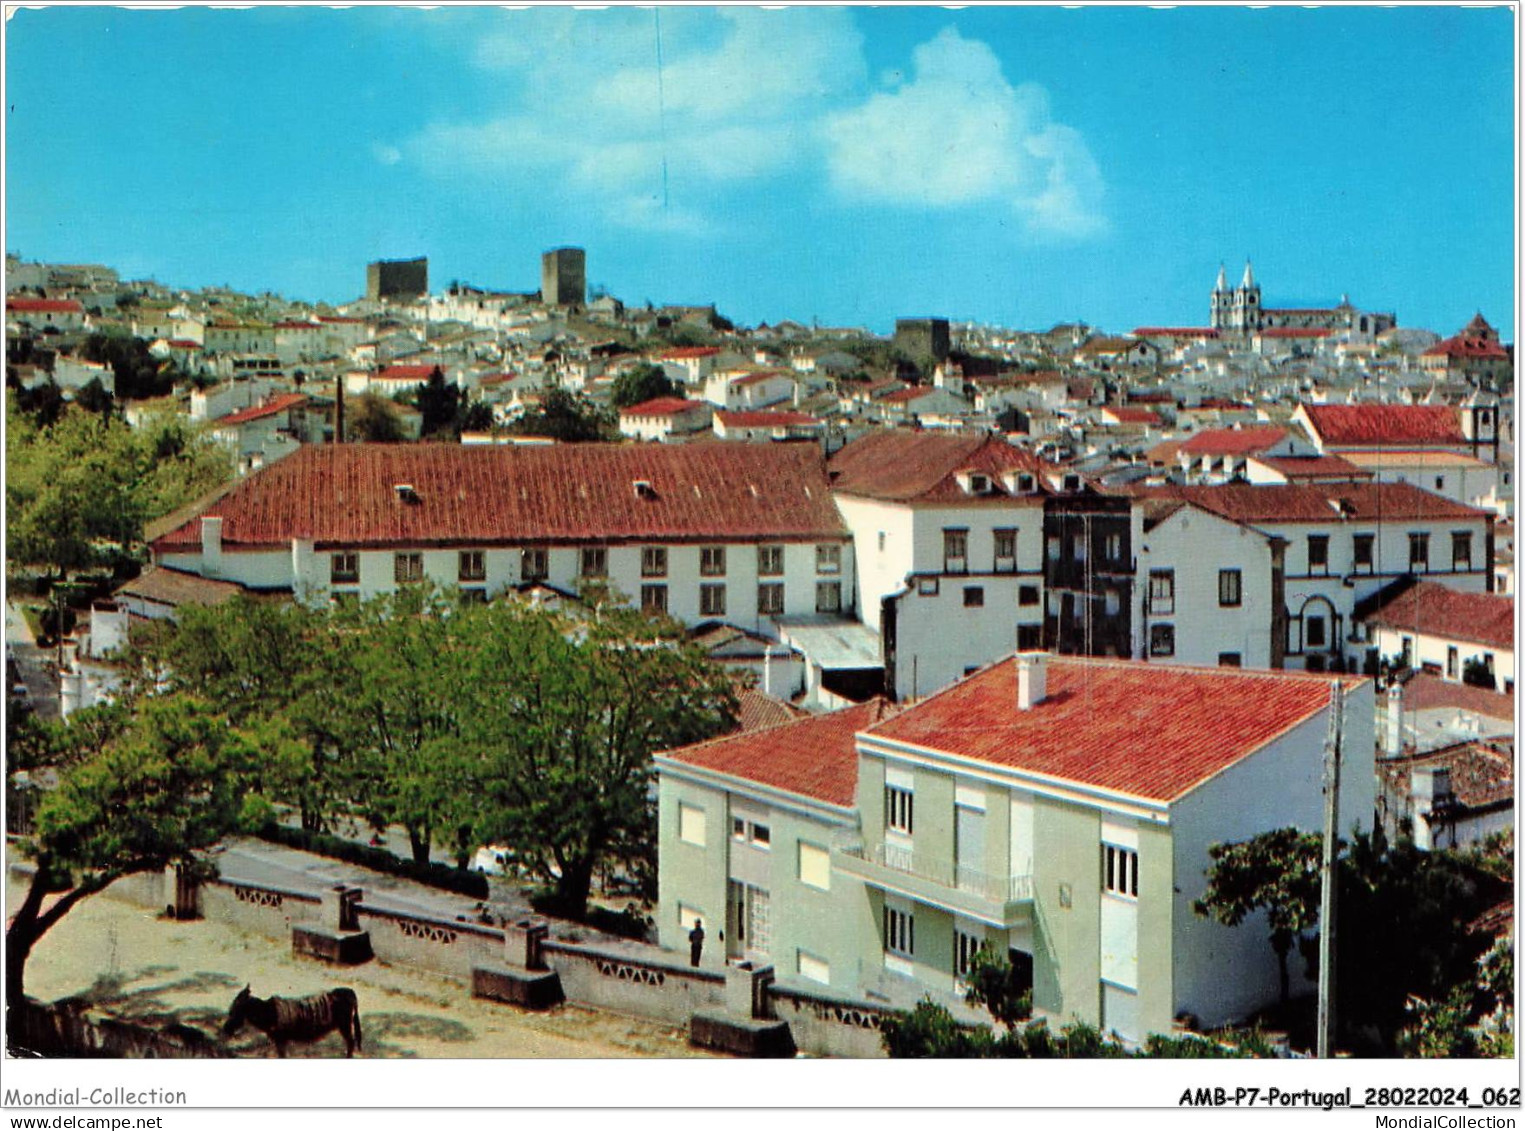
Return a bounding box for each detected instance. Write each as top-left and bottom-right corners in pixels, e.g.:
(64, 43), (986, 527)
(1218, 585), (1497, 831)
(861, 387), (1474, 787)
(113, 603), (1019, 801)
(688, 919), (705, 967)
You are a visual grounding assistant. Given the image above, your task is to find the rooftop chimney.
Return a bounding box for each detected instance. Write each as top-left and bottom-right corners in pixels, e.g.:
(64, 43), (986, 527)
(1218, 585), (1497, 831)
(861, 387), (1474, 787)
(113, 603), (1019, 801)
(200, 516), (223, 576)
(1017, 651), (1049, 711)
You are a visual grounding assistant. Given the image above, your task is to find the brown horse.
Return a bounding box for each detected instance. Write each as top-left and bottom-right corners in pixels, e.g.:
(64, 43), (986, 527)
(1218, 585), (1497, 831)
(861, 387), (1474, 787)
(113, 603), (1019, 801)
(221, 985), (362, 1057)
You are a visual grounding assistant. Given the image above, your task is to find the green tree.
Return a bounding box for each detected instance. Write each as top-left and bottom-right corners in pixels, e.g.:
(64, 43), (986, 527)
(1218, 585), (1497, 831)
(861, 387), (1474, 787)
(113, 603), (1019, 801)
(346, 392), (407, 442)
(73, 376), (114, 417)
(5, 694), (264, 1004)
(414, 366), (459, 438)
(1194, 826), (1322, 1007)
(510, 386), (612, 443)
(610, 363), (681, 409)
(459, 601), (736, 915)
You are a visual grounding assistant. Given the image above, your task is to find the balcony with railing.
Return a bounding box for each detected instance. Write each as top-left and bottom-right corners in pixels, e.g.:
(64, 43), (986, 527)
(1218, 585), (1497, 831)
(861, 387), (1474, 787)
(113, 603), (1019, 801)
(834, 842), (1034, 928)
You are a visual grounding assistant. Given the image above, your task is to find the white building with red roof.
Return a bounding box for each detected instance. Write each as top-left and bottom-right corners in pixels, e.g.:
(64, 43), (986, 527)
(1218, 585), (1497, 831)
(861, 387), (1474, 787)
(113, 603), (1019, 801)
(657, 653), (1373, 1043)
(147, 443), (855, 637)
(1174, 425), (1305, 483)
(1359, 579), (1514, 694)
(659, 346), (723, 387)
(6, 296), (86, 332)
(1293, 401), (1500, 464)
(702, 368), (795, 412)
(617, 397), (713, 443)
(1420, 314), (1512, 387)
(712, 409), (825, 443)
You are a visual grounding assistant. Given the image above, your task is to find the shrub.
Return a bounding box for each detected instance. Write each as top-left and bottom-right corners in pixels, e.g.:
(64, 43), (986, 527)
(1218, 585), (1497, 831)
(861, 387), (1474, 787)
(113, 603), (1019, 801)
(256, 823), (489, 900)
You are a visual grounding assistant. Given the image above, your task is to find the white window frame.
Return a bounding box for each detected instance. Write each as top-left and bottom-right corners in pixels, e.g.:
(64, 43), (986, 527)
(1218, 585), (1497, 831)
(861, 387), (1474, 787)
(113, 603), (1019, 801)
(678, 803), (706, 847)
(757, 544), (784, 577)
(884, 904), (915, 962)
(1102, 843), (1139, 900)
(700, 583), (727, 617)
(816, 544), (842, 575)
(700, 545), (726, 577)
(885, 785), (914, 835)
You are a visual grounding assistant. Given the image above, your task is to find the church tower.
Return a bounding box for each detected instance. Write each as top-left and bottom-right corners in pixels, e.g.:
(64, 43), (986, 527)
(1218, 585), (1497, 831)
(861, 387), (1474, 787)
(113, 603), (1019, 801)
(1210, 264), (1230, 330)
(1231, 259), (1261, 333)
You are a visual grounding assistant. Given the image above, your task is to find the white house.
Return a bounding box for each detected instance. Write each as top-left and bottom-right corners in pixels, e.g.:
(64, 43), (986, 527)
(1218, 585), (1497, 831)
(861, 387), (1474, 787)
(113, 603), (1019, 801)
(657, 654), (1374, 1043)
(827, 431), (1054, 701)
(147, 443), (855, 641)
(1360, 580), (1514, 693)
(6, 297), (86, 333)
(703, 369), (796, 411)
(712, 410), (825, 443)
(616, 397), (714, 443)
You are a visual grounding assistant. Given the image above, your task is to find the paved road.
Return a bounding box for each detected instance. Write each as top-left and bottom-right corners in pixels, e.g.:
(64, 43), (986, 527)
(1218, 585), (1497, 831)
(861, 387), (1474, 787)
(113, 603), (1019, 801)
(6, 599), (59, 720)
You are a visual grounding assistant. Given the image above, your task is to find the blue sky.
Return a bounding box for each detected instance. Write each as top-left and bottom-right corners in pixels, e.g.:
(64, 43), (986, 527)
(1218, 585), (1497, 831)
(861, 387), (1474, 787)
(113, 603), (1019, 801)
(5, 6), (1516, 338)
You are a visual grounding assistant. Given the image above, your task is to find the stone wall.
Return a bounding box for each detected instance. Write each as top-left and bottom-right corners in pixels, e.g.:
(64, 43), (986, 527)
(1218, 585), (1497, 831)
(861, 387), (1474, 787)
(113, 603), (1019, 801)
(769, 983), (895, 1059)
(357, 905), (502, 981)
(541, 939), (725, 1026)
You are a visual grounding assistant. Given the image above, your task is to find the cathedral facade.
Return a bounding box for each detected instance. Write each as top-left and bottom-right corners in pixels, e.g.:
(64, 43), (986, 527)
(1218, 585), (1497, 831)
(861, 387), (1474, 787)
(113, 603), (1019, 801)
(1210, 261), (1396, 338)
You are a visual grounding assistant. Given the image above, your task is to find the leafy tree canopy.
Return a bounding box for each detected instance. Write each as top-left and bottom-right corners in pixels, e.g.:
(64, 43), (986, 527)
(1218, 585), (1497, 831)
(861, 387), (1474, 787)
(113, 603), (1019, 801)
(610, 363), (681, 409)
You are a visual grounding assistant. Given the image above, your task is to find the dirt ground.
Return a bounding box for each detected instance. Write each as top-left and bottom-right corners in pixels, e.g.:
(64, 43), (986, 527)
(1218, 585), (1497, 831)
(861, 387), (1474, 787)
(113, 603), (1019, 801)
(6, 882), (716, 1059)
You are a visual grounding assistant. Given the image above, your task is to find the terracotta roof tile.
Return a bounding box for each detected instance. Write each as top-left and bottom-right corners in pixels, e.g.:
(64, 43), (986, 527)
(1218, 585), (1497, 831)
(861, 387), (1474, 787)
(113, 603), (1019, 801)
(1362, 581), (1513, 652)
(1378, 738), (1513, 810)
(735, 689), (808, 733)
(1401, 672), (1514, 722)
(1132, 327), (1220, 338)
(1180, 426), (1288, 456)
(661, 699), (897, 807)
(828, 431), (1052, 503)
(1301, 404), (1467, 447)
(7, 298), (84, 314)
(867, 656), (1362, 804)
(1118, 481), (1488, 525)
(114, 565), (244, 609)
(619, 397), (707, 417)
(1423, 335), (1510, 360)
(1249, 455), (1371, 480)
(716, 410), (819, 428)
(152, 442), (847, 552)
(213, 393), (308, 427)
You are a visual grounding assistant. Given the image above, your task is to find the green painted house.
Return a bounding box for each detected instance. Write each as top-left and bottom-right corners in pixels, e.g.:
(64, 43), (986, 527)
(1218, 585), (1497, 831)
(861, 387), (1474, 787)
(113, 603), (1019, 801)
(656, 653), (1374, 1044)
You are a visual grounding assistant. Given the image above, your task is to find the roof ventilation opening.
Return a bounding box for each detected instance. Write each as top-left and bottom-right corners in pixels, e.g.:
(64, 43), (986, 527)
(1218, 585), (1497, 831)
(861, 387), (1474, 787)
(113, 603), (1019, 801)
(633, 479), (657, 500)
(394, 483), (420, 504)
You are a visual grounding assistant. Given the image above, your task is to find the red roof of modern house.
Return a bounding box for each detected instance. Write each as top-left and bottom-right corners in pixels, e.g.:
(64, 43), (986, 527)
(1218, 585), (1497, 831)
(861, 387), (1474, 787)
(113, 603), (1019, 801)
(1132, 327), (1220, 338)
(661, 347), (721, 360)
(828, 431), (1052, 504)
(868, 656), (1363, 804)
(1103, 407), (1162, 425)
(620, 397), (707, 418)
(376, 365), (439, 381)
(166, 339), (201, 350)
(317, 315), (363, 324)
(151, 442), (847, 552)
(7, 298), (83, 314)
(716, 410), (818, 428)
(1119, 481), (1489, 525)
(1259, 327), (1331, 339)
(660, 699), (896, 808)
(1248, 454), (1371, 481)
(1362, 581), (1513, 652)
(1179, 426), (1289, 456)
(1126, 391), (1174, 404)
(213, 393), (309, 427)
(1299, 403), (1467, 447)
(1423, 335), (1510, 360)
(1194, 398), (1251, 411)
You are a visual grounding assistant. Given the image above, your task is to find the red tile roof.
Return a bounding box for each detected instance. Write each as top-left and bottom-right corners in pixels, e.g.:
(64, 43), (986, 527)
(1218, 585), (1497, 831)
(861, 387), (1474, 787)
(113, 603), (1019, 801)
(377, 365), (439, 381)
(317, 316), (363, 324)
(1300, 404), (1467, 447)
(1119, 481), (1489, 525)
(661, 347), (721, 360)
(660, 699), (897, 808)
(151, 442), (848, 552)
(1132, 327), (1220, 338)
(879, 386), (939, 405)
(868, 657), (1362, 804)
(1103, 407), (1162, 425)
(1259, 327), (1331, 339)
(166, 339), (201, 350)
(716, 410), (819, 428)
(735, 689), (808, 733)
(1180, 426), (1289, 456)
(1401, 672), (1514, 722)
(828, 431), (1052, 504)
(7, 298), (83, 314)
(213, 393), (309, 427)
(1423, 335), (1510, 360)
(619, 397), (707, 418)
(1362, 581), (1513, 651)
(1249, 454), (1370, 481)
(1378, 738), (1513, 810)
(1126, 391), (1174, 404)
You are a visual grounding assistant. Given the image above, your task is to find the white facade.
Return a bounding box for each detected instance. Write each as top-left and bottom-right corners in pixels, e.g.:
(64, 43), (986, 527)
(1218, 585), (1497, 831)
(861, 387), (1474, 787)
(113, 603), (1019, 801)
(1134, 505), (1276, 670)
(160, 526), (855, 639)
(1370, 624), (1514, 694)
(834, 493), (1046, 700)
(1169, 688), (1375, 1024)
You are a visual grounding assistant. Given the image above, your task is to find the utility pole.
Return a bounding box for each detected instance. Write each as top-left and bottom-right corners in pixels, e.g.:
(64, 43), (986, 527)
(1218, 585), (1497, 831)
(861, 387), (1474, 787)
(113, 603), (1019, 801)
(1316, 680), (1344, 1058)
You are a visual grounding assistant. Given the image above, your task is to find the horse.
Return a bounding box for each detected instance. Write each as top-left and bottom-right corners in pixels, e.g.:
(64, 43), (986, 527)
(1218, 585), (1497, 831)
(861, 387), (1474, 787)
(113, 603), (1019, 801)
(221, 985), (362, 1058)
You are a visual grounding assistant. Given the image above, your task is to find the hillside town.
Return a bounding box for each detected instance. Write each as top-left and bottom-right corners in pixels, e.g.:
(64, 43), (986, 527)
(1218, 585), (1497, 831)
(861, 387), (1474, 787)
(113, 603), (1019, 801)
(5, 246), (1515, 1059)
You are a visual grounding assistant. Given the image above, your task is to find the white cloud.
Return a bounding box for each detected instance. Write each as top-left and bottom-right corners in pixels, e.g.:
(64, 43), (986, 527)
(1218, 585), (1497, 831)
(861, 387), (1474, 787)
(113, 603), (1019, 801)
(406, 14), (1104, 239)
(821, 28), (1107, 238)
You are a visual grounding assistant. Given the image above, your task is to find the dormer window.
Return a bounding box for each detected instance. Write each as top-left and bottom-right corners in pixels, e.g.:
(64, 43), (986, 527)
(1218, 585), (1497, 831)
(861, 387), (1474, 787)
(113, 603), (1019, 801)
(969, 473), (990, 494)
(1062, 473), (1082, 493)
(1017, 473), (1036, 493)
(633, 479), (656, 500)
